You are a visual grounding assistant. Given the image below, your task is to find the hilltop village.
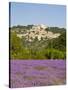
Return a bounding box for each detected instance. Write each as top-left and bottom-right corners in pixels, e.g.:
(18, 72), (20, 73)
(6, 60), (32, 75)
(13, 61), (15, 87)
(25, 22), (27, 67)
(16, 24), (60, 42)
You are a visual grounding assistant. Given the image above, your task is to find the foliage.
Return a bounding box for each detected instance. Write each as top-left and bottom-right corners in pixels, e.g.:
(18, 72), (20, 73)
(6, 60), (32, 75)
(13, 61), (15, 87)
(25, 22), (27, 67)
(10, 26), (66, 60)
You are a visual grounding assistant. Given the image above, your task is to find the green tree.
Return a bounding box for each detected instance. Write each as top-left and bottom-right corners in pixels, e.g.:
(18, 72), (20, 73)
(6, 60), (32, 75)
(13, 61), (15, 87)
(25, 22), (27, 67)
(10, 32), (22, 59)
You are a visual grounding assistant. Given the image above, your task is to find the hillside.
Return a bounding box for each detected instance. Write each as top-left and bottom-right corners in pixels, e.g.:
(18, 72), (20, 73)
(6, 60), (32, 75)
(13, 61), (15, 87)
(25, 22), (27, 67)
(10, 25), (66, 60)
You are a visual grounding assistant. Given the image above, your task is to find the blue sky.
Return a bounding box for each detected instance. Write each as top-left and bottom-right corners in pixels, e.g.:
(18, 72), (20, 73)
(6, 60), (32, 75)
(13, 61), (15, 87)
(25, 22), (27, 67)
(10, 2), (66, 28)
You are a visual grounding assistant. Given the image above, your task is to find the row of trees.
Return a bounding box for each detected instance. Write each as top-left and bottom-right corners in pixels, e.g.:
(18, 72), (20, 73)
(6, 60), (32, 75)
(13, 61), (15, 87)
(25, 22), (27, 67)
(11, 25), (34, 30)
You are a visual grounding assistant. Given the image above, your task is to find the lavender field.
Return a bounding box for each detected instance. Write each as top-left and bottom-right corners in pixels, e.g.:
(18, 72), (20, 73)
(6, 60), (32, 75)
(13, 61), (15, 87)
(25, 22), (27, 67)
(10, 60), (66, 88)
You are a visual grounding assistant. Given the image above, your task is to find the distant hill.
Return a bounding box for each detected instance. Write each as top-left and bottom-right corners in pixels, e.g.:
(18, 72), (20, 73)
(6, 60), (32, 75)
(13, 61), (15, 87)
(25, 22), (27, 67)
(11, 24), (61, 42)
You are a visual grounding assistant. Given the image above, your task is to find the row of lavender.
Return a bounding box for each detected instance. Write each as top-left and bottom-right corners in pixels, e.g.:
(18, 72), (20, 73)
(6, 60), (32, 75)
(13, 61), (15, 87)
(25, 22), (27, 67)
(10, 60), (66, 88)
